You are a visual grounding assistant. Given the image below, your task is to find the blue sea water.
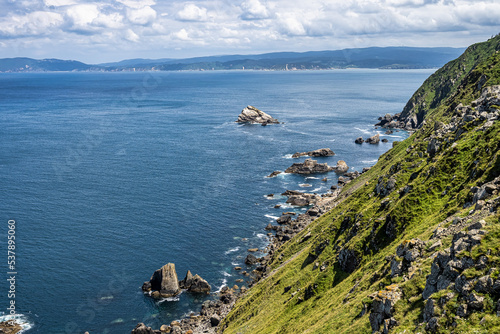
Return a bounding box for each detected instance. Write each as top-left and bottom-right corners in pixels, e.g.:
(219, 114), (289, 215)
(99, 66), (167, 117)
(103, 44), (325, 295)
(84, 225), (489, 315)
(0, 69), (433, 333)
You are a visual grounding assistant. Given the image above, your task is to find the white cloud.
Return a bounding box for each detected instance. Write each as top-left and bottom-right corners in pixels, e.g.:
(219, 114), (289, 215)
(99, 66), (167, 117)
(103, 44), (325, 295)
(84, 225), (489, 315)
(0, 11), (63, 37)
(44, 0), (79, 7)
(126, 6), (157, 25)
(115, 0), (156, 10)
(175, 4), (208, 22)
(172, 28), (191, 41)
(125, 28), (139, 42)
(240, 0), (270, 20)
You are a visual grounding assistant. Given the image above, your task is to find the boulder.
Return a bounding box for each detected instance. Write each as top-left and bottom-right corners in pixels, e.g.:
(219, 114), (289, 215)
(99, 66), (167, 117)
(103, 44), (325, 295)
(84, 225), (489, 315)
(245, 254), (259, 265)
(131, 323), (156, 334)
(277, 214), (292, 224)
(186, 274), (211, 294)
(178, 270), (193, 289)
(335, 160), (349, 173)
(285, 158), (335, 174)
(365, 134), (380, 144)
(236, 106), (279, 124)
(147, 263), (181, 297)
(292, 148), (335, 158)
(355, 137), (364, 144)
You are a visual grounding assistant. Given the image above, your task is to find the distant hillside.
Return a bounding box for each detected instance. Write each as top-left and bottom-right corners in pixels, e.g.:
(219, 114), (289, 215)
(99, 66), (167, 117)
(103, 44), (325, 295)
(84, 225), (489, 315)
(0, 47), (465, 73)
(0, 57), (94, 72)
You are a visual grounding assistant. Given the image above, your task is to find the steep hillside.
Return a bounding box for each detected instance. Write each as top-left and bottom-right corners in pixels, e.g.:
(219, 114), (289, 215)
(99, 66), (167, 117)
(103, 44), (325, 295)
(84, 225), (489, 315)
(380, 34), (500, 130)
(220, 36), (500, 334)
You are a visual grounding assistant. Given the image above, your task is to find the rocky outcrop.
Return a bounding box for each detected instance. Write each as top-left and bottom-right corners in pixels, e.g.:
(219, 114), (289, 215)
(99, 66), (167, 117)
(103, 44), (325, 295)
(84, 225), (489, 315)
(236, 106), (279, 124)
(0, 321), (23, 334)
(390, 239), (425, 278)
(142, 263), (181, 298)
(285, 158), (335, 174)
(368, 285), (401, 333)
(365, 134), (380, 144)
(335, 160), (349, 173)
(292, 148), (335, 158)
(131, 323), (158, 334)
(267, 171), (282, 178)
(178, 270), (211, 294)
(281, 190), (321, 207)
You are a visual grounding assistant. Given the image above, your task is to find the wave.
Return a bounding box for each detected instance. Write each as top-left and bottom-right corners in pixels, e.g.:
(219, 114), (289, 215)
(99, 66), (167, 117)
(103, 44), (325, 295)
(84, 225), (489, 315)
(221, 271), (232, 277)
(311, 187), (323, 192)
(158, 296), (180, 303)
(265, 214), (279, 220)
(354, 127), (373, 135)
(282, 154), (293, 159)
(224, 247), (240, 255)
(305, 177), (320, 180)
(215, 278), (228, 293)
(361, 159), (378, 164)
(0, 313), (34, 333)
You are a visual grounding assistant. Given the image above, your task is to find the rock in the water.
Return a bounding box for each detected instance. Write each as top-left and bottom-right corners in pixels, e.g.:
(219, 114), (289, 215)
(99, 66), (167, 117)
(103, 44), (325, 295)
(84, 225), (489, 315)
(355, 137), (364, 144)
(236, 105), (279, 124)
(187, 274), (211, 294)
(131, 323), (156, 334)
(285, 158), (335, 174)
(245, 254), (259, 265)
(365, 134), (380, 144)
(178, 270), (193, 289)
(267, 171), (282, 178)
(335, 160), (349, 173)
(382, 138), (389, 143)
(0, 321), (23, 334)
(292, 148), (335, 158)
(147, 263), (181, 297)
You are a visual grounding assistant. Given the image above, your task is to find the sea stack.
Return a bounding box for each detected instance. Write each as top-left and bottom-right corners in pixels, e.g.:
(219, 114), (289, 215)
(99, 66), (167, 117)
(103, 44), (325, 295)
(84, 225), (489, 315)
(142, 263), (181, 298)
(236, 106), (280, 124)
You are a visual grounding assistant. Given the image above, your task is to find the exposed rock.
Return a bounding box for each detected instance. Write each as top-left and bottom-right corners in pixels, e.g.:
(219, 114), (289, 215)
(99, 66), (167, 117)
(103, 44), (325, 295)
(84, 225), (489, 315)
(391, 239), (425, 277)
(236, 105), (279, 124)
(355, 137), (364, 144)
(292, 148), (335, 158)
(285, 158), (335, 174)
(0, 321), (23, 334)
(335, 160), (349, 173)
(338, 248), (359, 273)
(365, 134), (380, 144)
(267, 171), (282, 178)
(178, 270), (194, 289)
(381, 138), (389, 143)
(368, 285), (401, 332)
(184, 273), (211, 294)
(131, 323), (157, 334)
(277, 214), (292, 224)
(245, 254), (259, 265)
(144, 263), (181, 298)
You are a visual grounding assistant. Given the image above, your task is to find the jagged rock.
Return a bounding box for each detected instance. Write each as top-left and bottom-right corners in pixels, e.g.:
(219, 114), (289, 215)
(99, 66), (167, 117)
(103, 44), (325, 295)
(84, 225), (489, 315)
(0, 321), (23, 334)
(186, 274), (211, 294)
(365, 134), (380, 144)
(338, 248), (359, 273)
(276, 214), (292, 224)
(355, 137), (364, 144)
(210, 315), (220, 327)
(236, 105), (279, 124)
(285, 158), (335, 174)
(423, 298), (435, 322)
(335, 160), (349, 173)
(427, 138), (440, 155)
(391, 239), (425, 278)
(375, 176), (397, 197)
(368, 285), (401, 332)
(267, 171), (282, 178)
(383, 318), (398, 334)
(245, 254), (259, 265)
(426, 317), (439, 332)
(146, 263), (181, 297)
(131, 323), (157, 334)
(292, 148), (335, 158)
(178, 270), (193, 289)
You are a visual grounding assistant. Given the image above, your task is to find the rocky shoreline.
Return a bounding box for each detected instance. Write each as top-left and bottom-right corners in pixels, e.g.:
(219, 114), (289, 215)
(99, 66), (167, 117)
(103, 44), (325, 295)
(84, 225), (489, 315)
(129, 155), (373, 334)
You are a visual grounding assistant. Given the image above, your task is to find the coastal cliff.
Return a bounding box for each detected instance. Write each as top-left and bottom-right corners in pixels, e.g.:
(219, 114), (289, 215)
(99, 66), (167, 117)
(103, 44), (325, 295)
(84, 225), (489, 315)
(218, 35), (500, 333)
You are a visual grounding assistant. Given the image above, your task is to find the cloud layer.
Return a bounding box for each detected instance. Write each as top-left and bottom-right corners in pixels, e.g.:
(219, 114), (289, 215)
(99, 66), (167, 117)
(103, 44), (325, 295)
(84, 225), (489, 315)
(0, 0), (499, 62)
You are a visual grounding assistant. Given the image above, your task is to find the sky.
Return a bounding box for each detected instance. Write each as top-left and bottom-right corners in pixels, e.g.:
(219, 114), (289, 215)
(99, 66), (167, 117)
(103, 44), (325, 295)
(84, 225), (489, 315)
(0, 0), (499, 63)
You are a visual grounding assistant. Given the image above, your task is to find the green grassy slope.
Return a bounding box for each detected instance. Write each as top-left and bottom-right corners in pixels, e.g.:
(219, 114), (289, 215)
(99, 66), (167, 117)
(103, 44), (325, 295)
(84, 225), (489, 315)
(396, 34), (500, 129)
(221, 35), (500, 334)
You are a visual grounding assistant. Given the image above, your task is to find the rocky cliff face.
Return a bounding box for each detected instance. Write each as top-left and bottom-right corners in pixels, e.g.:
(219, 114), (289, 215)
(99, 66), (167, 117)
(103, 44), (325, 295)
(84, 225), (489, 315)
(219, 36), (500, 334)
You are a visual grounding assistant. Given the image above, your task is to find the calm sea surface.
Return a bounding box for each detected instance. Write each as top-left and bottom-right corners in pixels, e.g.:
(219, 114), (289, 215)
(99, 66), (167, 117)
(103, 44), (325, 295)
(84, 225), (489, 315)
(0, 69), (433, 333)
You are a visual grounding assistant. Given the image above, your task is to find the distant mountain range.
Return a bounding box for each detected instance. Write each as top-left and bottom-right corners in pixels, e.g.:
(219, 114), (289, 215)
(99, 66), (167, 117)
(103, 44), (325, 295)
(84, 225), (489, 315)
(0, 47), (466, 72)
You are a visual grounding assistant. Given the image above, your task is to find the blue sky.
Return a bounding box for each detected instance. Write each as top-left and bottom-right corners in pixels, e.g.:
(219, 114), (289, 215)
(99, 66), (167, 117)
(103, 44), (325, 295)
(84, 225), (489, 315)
(0, 0), (499, 63)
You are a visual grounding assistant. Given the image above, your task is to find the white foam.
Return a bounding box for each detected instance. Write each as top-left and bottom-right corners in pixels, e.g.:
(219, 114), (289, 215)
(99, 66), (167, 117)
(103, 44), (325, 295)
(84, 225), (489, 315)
(354, 127), (372, 135)
(305, 177), (320, 180)
(158, 296), (180, 303)
(224, 247), (240, 255)
(0, 313), (33, 332)
(311, 187), (323, 192)
(256, 233), (267, 239)
(215, 278), (228, 293)
(282, 154), (294, 159)
(265, 214), (280, 220)
(361, 159), (378, 164)
(231, 262), (239, 266)
(222, 271), (232, 277)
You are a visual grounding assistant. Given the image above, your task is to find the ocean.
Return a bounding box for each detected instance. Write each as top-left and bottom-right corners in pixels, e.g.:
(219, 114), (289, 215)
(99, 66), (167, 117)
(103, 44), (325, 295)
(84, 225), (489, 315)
(0, 69), (433, 333)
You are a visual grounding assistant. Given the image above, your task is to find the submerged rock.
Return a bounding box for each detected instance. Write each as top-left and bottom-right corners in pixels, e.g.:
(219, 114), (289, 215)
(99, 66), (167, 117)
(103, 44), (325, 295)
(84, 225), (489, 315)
(285, 158), (335, 174)
(131, 323), (157, 334)
(267, 171), (282, 178)
(236, 106), (279, 124)
(292, 148), (335, 158)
